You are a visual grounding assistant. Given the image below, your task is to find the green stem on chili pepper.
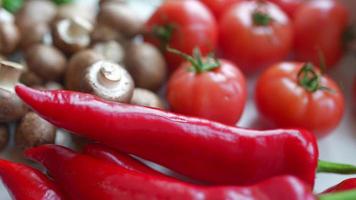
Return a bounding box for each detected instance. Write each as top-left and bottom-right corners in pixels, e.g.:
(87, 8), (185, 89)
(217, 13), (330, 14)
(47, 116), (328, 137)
(319, 189), (356, 200)
(318, 160), (356, 174)
(297, 63), (333, 93)
(166, 47), (220, 73)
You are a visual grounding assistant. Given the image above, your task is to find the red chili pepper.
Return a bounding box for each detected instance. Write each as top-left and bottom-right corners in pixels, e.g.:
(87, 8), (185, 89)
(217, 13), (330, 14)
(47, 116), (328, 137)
(25, 144), (318, 200)
(0, 159), (65, 200)
(323, 178), (356, 193)
(15, 85), (356, 187)
(83, 143), (166, 177)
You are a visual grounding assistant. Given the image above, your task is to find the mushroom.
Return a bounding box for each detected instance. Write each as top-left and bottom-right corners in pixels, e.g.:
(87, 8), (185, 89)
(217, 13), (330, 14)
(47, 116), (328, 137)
(90, 23), (124, 43)
(65, 50), (103, 91)
(15, 0), (56, 31)
(125, 42), (167, 91)
(0, 9), (20, 54)
(82, 60), (134, 103)
(0, 61), (28, 122)
(130, 88), (165, 109)
(0, 124), (9, 151)
(54, 3), (96, 25)
(19, 23), (51, 50)
(0, 21), (20, 54)
(15, 112), (57, 150)
(45, 81), (63, 90)
(53, 16), (94, 55)
(0, 8), (14, 23)
(97, 2), (143, 37)
(99, 0), (126, 6)
(20, 70), (44, 87)
(92, 40), (125, 64)
(25, 44), (67, 81)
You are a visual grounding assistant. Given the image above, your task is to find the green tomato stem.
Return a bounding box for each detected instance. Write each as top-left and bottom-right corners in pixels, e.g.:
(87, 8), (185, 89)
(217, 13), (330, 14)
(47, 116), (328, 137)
(252, 11), (272, 26)
(152, 24), (175, 51)
(297, 63), (333, 93)
(166, 47), (220, 73)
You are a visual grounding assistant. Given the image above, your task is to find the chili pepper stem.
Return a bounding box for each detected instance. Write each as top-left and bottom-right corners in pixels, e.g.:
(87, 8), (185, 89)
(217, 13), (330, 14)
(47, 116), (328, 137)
(319, 189), (356, 200)
(318, 160), (356, 174)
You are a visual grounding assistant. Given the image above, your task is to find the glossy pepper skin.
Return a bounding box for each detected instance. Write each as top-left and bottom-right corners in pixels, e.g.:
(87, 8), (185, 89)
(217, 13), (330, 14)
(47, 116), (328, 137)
(15, 85), (319, 186)
(26, 144), (316, 200)
(83, 144), (165, 177)
(323, 178), (356, 193)
(0, 159), (64, 200)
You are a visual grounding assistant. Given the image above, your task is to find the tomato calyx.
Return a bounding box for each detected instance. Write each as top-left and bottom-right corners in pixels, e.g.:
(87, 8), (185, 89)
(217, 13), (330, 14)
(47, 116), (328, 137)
(167, 47), (220, 73)
(252, 11), (272, 26)
(152, 24), (175, 51)
(252, 0), (272, 26)
(297, 63), (332, 93)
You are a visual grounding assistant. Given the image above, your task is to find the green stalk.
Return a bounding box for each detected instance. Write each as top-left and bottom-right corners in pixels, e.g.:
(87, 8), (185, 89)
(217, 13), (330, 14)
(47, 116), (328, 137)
(319, 189), (356, 200)
(166, 47), (220, 73)
(318, 160), (356, 174)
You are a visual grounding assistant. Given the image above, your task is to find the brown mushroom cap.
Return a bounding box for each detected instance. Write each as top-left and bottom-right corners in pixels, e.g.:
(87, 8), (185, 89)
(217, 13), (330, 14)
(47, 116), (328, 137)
(15, 112), (57, 150)
(0, 89), (28, 122)
(98, 2), (143, 37)
(19, 23), (50, 50)
(90, 23), (124, 43)
(54, 3), (96, 25)
(0, 124), (8, 151)
(25, 44), (67, 81)
(92, 40), (125, 64)
(131, 88), (165, 109)
(53, 17), (93, 55)
(99, 0), (126, 6)
(65, 50), (103, 91)
(125, 42), (167, 91)
(15, 0), (56, 30)
(82, 60), (134, 102)
(0, 21), (20, 54)
(20, 70), (44, 87)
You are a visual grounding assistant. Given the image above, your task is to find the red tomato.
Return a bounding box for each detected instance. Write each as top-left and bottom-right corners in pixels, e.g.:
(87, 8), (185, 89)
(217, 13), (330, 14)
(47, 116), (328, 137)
(167, 52), (247, 125)
(294, 0), (349, 68)
(268, 0), (305, 18)
(219, 0), (293, 73)
(145, 0), (218, 71)
(200, 0), (241, 19)
(255, 62), (344, 136)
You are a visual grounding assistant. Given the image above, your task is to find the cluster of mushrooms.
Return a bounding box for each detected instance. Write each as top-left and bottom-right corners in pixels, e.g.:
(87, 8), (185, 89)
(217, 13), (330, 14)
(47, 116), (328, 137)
(0, 0), (167, 154)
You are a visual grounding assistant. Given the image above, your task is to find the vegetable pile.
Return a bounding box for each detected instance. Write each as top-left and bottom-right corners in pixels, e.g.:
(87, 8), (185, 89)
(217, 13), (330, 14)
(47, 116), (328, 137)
(0, 0), (355, 199)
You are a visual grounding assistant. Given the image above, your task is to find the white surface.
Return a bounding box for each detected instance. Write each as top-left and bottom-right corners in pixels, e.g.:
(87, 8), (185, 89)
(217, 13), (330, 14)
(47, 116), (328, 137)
(0, 0), (356, 199)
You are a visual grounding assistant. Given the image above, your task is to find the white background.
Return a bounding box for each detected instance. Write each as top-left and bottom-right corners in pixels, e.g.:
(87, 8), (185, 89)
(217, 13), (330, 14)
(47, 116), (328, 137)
(0, 0), (355, 199)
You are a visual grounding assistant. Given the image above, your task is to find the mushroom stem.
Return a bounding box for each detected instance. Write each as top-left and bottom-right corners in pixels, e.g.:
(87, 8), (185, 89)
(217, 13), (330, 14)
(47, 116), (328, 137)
(68, 17), (93, 37)
(100, 62), (122, 82)
(0, 61), (23, 92)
